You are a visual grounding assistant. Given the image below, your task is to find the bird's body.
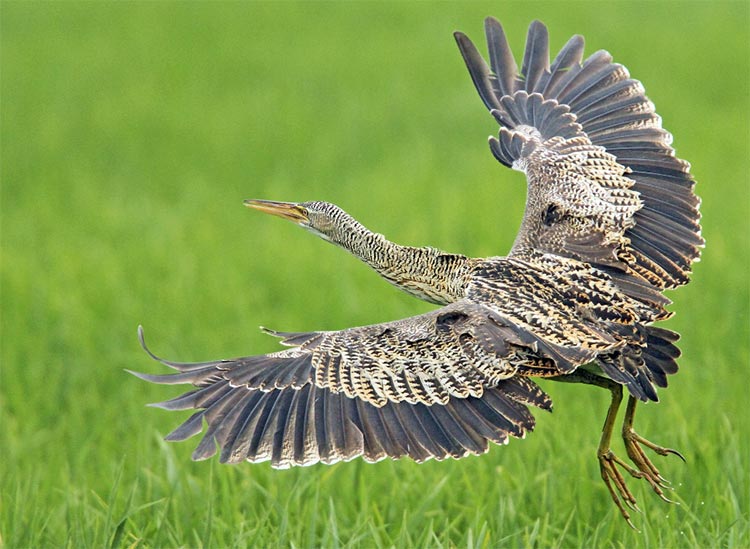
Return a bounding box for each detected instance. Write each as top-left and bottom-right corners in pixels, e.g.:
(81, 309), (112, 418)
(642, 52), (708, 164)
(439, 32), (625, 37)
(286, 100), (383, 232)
(133, 17), (702, 526)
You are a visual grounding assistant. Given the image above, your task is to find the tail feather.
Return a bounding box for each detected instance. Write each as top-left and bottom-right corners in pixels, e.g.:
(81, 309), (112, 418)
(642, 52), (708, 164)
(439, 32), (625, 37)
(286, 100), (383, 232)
(597, 325), (681, 401)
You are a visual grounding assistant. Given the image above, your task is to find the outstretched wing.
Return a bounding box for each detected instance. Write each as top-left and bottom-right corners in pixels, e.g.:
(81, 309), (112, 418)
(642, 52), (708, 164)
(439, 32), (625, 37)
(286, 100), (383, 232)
(137, 371), (551, 468)
(131, 296), (621, 467)
(454, 19), (703, 291)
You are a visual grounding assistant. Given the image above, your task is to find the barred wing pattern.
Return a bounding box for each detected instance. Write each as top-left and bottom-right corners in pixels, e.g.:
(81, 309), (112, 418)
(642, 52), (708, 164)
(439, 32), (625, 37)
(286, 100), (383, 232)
(133, 298), (568, 467)
(454, 19), (703, 290)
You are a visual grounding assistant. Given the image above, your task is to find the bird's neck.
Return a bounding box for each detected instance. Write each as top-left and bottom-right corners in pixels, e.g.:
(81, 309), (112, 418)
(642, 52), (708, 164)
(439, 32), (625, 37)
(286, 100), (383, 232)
(327, 216), (474, 305)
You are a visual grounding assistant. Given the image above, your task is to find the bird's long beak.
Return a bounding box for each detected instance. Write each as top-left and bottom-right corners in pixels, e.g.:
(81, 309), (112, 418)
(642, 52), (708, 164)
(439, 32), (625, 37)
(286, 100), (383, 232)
(244, 199), (309, 223)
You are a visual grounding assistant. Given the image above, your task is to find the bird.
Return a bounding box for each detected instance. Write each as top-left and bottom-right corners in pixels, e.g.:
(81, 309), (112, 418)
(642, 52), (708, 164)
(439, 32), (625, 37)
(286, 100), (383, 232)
(131, 18), (702, 527)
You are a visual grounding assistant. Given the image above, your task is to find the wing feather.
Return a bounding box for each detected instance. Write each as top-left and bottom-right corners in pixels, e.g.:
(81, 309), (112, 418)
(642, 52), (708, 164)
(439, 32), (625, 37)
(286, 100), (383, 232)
(539, 35), (585, 96)
(351, 398), (389, 462)
(135, 373), (553, 467)
(164, 411), (204, 442)
(453, 31), (502, 112)
(521, 20), (550, 93)
(455, 18), (703, 291)
(221, 389), (278, 463)
(446, 398), (508, 446)
(192, 390), (249, 459)
(314, 383), (334, 462)
(427, 403), (488, 455)
(485, 17), (518, 97)
(376, 398), (429, 461)
(133, 306), (564, 467)
(285, 385), (313, 465)
(136, 297), (599, 409)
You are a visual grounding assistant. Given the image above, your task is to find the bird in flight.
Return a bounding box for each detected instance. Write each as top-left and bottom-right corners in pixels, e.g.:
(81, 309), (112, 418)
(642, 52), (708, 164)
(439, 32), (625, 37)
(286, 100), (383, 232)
(132, 17), (702, 527)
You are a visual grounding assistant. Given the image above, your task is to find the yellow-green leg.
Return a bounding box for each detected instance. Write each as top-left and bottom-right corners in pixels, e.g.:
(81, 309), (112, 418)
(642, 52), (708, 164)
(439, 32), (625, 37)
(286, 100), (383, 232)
(553, 370), (683, 528)
(622, 395), (685, 503)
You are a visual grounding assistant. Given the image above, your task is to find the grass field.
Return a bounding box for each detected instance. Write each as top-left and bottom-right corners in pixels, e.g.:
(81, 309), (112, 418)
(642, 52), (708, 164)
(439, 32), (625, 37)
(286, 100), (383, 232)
(2, 1), (749, 547)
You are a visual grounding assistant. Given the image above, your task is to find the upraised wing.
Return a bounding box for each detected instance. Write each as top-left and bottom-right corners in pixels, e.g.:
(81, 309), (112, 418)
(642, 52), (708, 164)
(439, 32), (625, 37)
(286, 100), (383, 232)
(454, 19), (703, 290)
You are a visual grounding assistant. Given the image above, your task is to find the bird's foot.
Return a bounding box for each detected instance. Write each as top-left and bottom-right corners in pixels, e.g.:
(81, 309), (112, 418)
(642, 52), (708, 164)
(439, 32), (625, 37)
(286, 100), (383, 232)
(598, 432), (684, 528)
(623, 427), (685, 503)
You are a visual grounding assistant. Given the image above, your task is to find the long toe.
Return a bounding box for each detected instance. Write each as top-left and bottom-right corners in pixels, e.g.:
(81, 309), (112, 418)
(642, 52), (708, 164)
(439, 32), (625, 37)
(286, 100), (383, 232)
(622, 429), (683, 503)
(599, 451), (640, 528)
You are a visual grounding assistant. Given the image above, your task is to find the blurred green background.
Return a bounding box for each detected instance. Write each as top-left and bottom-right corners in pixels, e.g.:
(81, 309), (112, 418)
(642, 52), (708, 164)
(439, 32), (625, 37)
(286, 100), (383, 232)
(2, 1), (748, 547)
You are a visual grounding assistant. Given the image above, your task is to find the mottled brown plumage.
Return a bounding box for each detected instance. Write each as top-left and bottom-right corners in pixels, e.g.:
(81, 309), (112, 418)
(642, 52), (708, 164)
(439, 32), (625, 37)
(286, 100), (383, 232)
(454, 19), (703, 290)
(132, 18), (702, 527)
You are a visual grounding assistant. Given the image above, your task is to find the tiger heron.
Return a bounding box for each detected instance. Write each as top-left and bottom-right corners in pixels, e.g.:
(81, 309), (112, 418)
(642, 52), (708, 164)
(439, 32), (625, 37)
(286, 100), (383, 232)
(132, 18), (702, 527)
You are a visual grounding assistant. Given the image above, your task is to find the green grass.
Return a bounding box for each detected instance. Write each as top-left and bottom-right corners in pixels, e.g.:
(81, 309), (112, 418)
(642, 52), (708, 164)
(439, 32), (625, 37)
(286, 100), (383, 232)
(2, 1), (748, 547)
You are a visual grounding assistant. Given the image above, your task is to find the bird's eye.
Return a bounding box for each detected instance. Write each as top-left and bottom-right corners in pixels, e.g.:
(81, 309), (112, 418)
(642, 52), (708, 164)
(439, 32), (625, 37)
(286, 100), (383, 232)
(542, 204), (563, 226)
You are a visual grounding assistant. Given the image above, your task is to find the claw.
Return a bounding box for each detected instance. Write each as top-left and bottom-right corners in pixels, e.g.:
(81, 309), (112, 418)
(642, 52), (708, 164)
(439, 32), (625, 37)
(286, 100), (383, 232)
(666, 448), (687, 463)
(656, 491), (680, 505)
(628, 430), (685, 461)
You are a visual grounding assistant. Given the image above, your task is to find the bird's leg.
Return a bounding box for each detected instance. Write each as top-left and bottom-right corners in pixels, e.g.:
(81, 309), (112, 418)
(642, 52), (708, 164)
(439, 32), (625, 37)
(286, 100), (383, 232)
(594, 378), (644, 526)
(621, 395), (685, 503)
(553, 371), (686, 527)
(551, 371), (639, 528)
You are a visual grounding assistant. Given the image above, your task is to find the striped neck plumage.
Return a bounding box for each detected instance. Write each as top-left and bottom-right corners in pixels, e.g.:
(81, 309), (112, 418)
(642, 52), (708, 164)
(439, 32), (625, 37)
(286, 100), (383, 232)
(245, 199), (472, 305)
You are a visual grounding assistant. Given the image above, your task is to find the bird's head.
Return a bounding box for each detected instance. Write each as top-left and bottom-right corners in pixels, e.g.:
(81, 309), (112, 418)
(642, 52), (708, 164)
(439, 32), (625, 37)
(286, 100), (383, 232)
(244, 199), (361, 244)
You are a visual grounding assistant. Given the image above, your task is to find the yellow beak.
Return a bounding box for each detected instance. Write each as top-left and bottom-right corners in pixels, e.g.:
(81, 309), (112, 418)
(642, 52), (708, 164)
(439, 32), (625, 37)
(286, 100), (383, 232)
(244, 199), (309, 223)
